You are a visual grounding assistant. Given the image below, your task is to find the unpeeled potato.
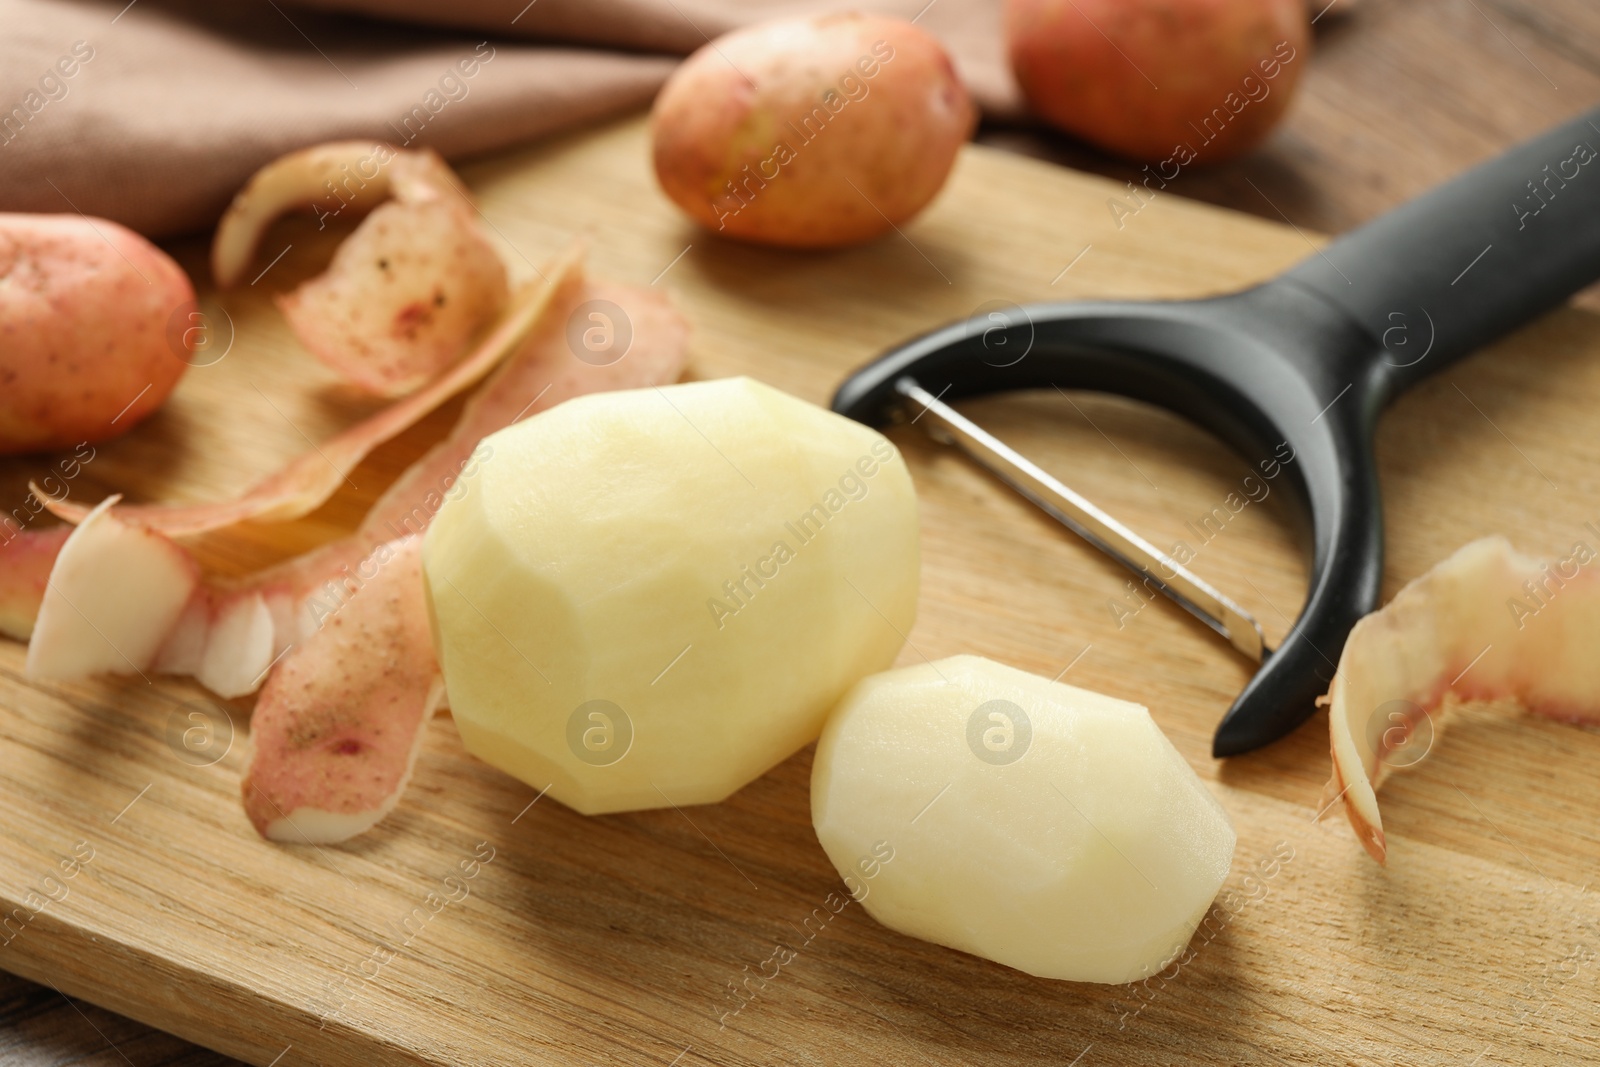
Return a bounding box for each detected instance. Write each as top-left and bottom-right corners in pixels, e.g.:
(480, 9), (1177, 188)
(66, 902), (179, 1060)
(0, 213), (194, 454)
(1006, 0), (1309, 164)
(651, 14), (975, 248)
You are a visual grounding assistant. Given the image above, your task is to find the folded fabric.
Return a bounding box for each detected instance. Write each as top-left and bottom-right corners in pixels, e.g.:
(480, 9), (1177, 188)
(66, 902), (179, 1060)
(0, 0), (1016, 239)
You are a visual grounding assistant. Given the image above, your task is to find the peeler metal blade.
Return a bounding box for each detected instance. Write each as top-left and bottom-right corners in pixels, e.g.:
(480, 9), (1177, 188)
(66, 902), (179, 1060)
(896, 377), (1271, 663)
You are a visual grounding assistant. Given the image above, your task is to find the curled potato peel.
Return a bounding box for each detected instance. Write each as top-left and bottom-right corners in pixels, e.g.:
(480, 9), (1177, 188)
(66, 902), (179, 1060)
(1328, 537), (1600, 863)
(213, 141), (508, 397)
(241, 536), (444, 844)
(23, 497), (199, 685)
(212, 141), (461, 287)
(0, 526), (73, 641)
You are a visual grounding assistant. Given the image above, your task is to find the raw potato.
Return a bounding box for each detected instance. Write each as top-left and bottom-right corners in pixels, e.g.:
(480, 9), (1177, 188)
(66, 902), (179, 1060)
(423, 377), (919, 814)
(0, 213), (194, 453)
(1006, 0), (1309, 164)
(651, 14), (975, 247)
(811, 655), (1236, 984)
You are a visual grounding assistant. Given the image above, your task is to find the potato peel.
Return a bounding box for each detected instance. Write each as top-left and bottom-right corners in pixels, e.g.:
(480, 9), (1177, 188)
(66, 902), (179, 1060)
(24, 497), (199, 684)
(212, 140), (463, 286)
(213, 141), (508, 397)
(1328, 536), (1600, 863)
(241, 536), (442, 844)
(276, 196), (509, 397)
(0, 526), (72, 641)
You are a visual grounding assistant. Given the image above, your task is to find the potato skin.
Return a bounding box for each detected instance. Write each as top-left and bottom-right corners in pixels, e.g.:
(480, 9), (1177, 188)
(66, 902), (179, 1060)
(0, 214), (194, 454)
(276, 197), (510, 398)
(651, 14), (975, 248)
(1006, 0), (1309, 164)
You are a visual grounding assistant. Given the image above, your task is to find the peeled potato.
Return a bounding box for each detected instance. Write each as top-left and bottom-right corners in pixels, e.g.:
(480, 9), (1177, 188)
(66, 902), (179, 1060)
(422, 376), (920, 814)
(0, 213), (194, 454)
(651, 14), (975, 247)
(811, 655), (1235, 984)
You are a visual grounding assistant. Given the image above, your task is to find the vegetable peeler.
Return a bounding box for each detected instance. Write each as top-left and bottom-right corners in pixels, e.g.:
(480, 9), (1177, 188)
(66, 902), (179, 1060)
(833, 105), (1600, 758)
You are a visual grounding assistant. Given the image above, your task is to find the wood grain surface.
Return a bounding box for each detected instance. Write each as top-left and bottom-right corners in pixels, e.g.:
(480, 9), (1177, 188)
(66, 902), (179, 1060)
(4, 2), (1600, 1063)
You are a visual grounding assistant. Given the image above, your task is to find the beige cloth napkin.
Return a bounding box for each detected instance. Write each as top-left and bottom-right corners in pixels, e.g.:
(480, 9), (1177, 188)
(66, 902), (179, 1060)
(0, 0), (1017, 238)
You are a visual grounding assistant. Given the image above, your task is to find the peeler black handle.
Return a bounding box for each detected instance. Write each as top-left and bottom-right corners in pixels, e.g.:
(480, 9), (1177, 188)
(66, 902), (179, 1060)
(833, 103), (1600, 759)
(1284, 105), (1600, 393)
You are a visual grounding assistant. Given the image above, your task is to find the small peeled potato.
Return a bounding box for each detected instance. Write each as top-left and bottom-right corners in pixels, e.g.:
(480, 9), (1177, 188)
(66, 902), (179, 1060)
(423, 377), (920, 814)
(651, 14), (975, 247)
(811, 655), (1235, 984)
(0, 213), (194, 454)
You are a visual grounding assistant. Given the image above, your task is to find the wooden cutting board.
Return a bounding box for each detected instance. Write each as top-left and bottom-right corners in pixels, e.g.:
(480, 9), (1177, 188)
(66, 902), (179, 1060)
(4, 114), (1600, 1067)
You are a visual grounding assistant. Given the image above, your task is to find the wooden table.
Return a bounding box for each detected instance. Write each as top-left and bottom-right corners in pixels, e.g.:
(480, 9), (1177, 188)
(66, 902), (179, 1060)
(3, 0), (1597, 1062)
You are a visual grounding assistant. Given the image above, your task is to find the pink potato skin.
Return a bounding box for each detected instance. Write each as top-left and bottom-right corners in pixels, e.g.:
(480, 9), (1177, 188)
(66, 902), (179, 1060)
(651, 14), (976, 248)
(0, 525), (70, 640)
(0, 214), (194, 454)
(1006, 0), (1309, 164)
(276, 197), (510, 399)
(241, 536), (437, 839)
